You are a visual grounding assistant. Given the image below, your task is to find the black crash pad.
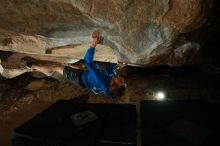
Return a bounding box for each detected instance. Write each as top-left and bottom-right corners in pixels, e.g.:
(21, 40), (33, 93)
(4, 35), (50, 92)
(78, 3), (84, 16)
(141, 100), (220, 146)
(12, 98), (136, 146)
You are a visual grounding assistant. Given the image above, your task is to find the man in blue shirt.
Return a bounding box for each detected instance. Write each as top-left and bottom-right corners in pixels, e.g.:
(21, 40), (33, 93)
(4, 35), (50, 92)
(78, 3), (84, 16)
(24, 31), (126, 99)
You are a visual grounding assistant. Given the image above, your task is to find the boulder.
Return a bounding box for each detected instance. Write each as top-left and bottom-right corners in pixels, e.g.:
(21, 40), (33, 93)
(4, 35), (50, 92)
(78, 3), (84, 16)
(0, 0), (212, 65)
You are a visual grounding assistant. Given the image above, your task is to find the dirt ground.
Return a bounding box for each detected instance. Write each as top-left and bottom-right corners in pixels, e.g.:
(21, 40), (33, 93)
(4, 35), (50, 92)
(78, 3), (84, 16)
(1, 65), (220, 146)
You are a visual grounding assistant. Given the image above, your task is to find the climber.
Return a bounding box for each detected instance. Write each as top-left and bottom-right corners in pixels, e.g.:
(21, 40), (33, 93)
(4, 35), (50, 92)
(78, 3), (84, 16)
(0, 31), (126, 99)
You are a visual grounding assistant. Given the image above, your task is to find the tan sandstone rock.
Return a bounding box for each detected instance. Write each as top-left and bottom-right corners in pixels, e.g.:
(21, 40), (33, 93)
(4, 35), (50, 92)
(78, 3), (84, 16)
(0, 0), (212, 65)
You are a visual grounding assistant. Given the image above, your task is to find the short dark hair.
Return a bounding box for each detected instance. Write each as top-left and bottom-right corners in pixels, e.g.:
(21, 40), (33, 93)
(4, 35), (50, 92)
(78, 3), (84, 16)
(110, 85), (126, 98)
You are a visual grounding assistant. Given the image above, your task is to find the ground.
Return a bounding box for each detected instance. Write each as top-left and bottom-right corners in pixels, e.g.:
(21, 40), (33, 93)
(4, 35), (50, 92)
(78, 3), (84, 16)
(0, 65), (220, 146)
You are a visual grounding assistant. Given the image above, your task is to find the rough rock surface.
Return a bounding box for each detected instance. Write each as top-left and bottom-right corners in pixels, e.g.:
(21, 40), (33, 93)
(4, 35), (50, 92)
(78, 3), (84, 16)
(0, 0), (212, 65)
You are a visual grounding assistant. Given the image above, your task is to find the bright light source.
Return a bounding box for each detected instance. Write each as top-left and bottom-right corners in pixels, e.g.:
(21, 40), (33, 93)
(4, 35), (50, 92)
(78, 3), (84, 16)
(155, 91), (166, 100)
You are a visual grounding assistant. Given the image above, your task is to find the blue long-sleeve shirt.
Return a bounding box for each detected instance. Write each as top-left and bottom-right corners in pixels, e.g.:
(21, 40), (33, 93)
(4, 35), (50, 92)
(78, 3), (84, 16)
(81, 47), (117, 99)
